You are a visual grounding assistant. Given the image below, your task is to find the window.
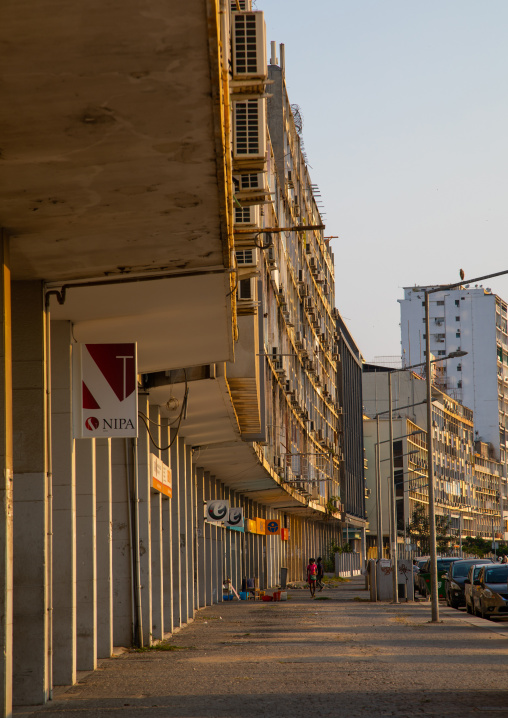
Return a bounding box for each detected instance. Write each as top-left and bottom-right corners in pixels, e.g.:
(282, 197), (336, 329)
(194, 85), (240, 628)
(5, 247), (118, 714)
(422, 301), (425, 307)
(458, 380), (462, 389)
(455, 300), (460, 307)
(457, 364), (462, 372)
(455, 316), (460, 322)
(236, 249), (254, 265)
(438, 350), (446, 356)
(237, 278), (252, 300)
(437, 300), (444, 306)
(456, 331), (461, 338)
(235, 206), (251, 223)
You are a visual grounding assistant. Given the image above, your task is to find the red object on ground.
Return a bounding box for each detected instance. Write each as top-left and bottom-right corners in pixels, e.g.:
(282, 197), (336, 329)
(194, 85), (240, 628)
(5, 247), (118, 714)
(262, 595), (273, 602)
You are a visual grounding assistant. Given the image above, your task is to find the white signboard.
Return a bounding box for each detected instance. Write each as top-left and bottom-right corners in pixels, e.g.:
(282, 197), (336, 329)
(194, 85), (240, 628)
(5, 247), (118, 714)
(205, 499), (230, 525)
(151, 454), (172, 498)
(225, 507), (244, 529)
(73, 343), (138, 438)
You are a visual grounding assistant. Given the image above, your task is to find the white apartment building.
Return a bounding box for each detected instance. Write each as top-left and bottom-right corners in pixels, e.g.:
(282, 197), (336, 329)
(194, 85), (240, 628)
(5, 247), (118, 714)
(399, 285), (508, 463)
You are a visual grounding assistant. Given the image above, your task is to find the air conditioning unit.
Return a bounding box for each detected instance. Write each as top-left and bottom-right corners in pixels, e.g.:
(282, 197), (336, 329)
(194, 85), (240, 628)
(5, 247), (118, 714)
(295, 332), (303, 348)
(287, 170), (294, 189)
(231, 12), (267, 80)
(309, 257), (316, 270)
(298, 269), (305, 285)
(233, 172), (269, 204)
(230, 0), (251, 10)
(235, 248), (258, 266)
(267, 246), (277, 266)
(233, 98), (267, 162)
(234, 204), (259, 227)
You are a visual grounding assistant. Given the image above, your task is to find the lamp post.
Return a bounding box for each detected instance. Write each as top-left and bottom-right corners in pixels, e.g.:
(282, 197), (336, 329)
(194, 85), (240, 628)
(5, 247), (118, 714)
(424, 268), (508, 622)
(373, 353), (464, 603)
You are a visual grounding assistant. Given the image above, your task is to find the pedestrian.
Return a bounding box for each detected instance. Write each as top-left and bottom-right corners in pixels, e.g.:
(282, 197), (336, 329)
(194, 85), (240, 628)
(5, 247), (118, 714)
(307, 557), (318, 598)
(502, 554), (508, 564)
(316, 556), (325, 592)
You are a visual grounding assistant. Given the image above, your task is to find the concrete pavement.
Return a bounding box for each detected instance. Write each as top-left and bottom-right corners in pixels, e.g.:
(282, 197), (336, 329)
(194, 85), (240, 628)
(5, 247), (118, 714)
(15, 578), (508, 717)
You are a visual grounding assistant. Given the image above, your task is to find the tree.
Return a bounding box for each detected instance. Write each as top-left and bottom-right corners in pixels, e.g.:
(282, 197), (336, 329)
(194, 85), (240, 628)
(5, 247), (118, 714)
(407, 504), (451, 555)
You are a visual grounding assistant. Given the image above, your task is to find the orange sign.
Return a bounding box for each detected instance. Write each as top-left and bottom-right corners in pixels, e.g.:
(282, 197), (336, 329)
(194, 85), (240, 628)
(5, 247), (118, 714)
(266, 520), (280, 536)
(280, 528), (290, 541)
(255, 518), (266, 535)
(151, 454), (172, 498)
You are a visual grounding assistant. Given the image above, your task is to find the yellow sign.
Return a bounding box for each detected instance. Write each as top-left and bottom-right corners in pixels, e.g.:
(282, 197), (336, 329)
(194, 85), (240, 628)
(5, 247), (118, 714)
(244, 519), (256, 533)
(255, 518), (266, 535)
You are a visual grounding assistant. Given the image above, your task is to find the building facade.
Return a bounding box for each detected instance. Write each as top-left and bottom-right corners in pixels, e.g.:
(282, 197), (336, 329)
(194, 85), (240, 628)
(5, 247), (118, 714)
(0, 1), (366, 712)
(362, 368), (504, 553)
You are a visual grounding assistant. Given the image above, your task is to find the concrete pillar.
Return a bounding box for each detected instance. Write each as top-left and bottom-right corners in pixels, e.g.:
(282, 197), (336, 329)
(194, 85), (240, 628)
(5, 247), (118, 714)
(185, 445), (194, 621)
(0, 234), (13, 717)
(203, 471), (213, 606)
(136, 396), (152, 646)
(149, 405), (163, 642)
(170, 429), (181, 627)
(51, 321), (76, 685)
(111, 439), (133, 647)
(196, 467), (205, 609)
(75, 439), (97, 671)
(160, 419), (173, 635)
(12, 281), (50, 705)
(96, 438), (113, 658)
(178, 438), (188, 623)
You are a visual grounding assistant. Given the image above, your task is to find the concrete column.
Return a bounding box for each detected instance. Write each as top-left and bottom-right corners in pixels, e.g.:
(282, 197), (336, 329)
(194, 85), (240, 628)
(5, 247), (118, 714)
(12, 281), (49, 705)
(96, 438), (113, 658)
(136, 396), (152, 646)
(196, 467), (205, 609)
(0, 234), (13, 717)
(160, 419), (172, 635)
(75, 439), (97, 671)
(185, 445), (194, 621)
(149, 405), (163, 642)
(51, 321), (76, 685)
(111, 439), (133, 647)
(217, 480), (225, 601)
(203, 471), (213, 606)
(170, 429), (181, 627)
(178, 438), (188, 623)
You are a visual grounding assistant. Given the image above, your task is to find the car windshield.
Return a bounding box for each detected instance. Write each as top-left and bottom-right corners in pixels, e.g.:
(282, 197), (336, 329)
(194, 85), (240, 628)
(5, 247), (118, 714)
(484, 566), (508, 583)
(437, 559), (457, 571)
(452, 562), (478, 577)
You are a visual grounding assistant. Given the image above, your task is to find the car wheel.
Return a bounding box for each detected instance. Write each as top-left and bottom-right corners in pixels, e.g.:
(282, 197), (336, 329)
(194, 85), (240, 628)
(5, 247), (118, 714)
(480, 602), (490, 620)
(449, 599), (459, 610)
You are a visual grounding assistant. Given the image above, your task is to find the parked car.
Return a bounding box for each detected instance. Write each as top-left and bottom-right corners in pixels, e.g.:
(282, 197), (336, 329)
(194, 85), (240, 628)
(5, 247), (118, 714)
(418, 557), (462, 599)
(444, 559), (493, 609)
(465, 563), (492, 614)
(473, 564), (508, 620)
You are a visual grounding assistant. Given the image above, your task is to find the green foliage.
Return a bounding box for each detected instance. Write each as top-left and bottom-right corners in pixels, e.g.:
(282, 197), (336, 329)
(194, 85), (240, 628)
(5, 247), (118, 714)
(322, 540), (353, 572)
(462, 536), (498, 558)
(407, 504), (451, 555)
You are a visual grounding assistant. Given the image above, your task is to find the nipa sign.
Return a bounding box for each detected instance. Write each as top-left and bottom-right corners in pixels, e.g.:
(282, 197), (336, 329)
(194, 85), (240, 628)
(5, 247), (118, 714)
(73, 343), (138, 439)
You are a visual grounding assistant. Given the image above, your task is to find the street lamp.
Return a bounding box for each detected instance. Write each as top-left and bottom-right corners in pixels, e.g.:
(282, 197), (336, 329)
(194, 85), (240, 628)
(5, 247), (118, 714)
(373, 352), (467, 603)
(425, 268), (508, 622)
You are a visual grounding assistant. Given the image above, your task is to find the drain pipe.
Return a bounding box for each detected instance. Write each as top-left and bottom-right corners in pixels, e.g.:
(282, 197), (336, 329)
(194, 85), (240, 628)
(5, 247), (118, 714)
(44, 292), (53, 699)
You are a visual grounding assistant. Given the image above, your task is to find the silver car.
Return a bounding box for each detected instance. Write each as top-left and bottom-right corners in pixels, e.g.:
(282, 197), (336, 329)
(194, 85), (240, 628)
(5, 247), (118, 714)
(473, 564), (508, 620)
(464, 563), (493, 614)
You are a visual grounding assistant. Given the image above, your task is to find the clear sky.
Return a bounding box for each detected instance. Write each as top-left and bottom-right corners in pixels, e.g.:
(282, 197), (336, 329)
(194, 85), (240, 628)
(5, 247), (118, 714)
(257, 0), (508, 362)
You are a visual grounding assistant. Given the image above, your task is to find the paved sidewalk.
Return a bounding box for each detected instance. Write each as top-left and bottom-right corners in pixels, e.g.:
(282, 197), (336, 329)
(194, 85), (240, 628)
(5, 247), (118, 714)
(16, 578), (508, 717)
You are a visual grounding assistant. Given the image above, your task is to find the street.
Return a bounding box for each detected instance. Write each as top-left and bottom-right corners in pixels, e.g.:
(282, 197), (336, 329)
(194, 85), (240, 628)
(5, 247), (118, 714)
(16, 578), (508, 718)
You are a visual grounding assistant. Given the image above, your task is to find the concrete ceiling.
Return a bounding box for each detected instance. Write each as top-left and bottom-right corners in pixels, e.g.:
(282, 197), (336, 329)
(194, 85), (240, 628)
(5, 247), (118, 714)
(1, 0), (234, 365)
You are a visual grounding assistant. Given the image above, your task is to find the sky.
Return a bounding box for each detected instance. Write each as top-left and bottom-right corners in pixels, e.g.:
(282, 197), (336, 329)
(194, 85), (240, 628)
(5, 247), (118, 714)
(257, 0), (508, 362)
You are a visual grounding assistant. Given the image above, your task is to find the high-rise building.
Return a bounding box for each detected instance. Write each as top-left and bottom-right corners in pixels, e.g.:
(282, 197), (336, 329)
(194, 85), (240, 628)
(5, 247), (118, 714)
(399, 285), (508, 463)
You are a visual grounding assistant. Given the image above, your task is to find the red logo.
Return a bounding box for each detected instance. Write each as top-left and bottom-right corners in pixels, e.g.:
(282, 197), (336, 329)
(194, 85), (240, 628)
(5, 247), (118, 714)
(85, 416), (100, 431)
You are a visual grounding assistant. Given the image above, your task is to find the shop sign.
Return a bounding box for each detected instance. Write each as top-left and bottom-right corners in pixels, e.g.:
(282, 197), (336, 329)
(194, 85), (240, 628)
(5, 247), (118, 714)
(225, 507), (244, 530)
(255, 517), (266, 535)
(266, 519), (280, 536)
(244, 518), (256, 533)
(151, 454), (172, 498)
(280, 528), (290, 541)
(73, 343), (137, 439)
(205, 499), (230, 524)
